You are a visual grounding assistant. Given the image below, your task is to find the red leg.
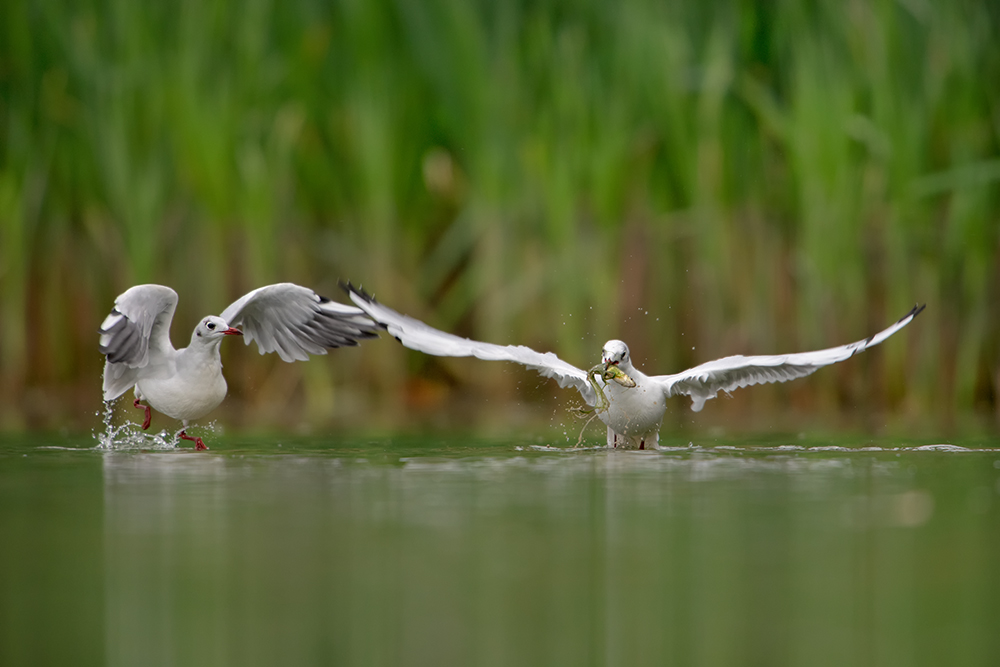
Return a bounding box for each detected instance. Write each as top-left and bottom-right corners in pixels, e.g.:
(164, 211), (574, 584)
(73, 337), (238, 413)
(639, 439), (645, 450)
(133, 398), (151, 430)
(613, 433), (618, 448)
(179, 430), (208, 451)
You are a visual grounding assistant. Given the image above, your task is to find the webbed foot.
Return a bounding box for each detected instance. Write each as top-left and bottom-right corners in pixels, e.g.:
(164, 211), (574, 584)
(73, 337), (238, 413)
(179, 430), (208, 451)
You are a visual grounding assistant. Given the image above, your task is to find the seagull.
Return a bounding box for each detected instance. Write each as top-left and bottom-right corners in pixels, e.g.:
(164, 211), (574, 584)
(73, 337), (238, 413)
(344, 284), (924, 449)
(99, 283), (378, 449)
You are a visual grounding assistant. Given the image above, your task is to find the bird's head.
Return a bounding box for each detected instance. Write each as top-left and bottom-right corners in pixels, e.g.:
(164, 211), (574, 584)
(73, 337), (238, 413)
(194, 316), (243, 341)
(601, 340), (631, 370)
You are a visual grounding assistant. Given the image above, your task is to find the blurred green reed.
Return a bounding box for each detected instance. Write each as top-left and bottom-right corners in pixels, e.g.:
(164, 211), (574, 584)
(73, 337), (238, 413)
(0, 0), (997, 432)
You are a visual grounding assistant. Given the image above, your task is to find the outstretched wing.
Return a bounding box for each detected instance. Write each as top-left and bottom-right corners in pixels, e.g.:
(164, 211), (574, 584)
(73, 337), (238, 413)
(344, 284), (597, 405)
(99, 284), (179, 401)
(655, 304), (925, 412)
(219, 283), (379, 363)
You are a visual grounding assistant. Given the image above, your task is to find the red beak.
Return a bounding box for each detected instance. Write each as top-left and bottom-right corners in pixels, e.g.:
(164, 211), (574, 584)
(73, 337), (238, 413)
(223, 327), (243, 336)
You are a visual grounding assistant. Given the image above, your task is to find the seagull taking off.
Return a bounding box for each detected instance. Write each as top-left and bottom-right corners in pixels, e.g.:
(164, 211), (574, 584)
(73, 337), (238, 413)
(99, 283), (378, 449)
(344, 284), (924, 449)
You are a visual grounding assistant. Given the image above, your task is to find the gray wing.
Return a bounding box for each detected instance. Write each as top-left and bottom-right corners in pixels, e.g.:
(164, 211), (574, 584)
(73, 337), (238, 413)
(219, 283), (379, 363)
(344, 284), (596, 405)
(99, 284), (179, 401)
(654, 304), (925, 412)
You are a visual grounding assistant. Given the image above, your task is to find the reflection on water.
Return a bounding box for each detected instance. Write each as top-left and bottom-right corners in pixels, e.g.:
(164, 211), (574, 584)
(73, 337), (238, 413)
(2, 436), (1000, 666)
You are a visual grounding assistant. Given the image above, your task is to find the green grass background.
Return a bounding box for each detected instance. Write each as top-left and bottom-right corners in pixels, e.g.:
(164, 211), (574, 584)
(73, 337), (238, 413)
(0, 0), (997, 434)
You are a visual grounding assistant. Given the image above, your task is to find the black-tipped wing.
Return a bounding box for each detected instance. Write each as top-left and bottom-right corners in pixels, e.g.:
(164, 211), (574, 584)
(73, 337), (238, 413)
(654, 304), (925, 412)
(219, 283), (378, 363)
(345, 284), (597, 405)
(99, 284), (179, 401)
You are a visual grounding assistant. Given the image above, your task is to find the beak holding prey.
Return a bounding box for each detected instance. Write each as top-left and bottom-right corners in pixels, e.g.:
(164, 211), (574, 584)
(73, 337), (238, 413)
(602, 363), (636, 388)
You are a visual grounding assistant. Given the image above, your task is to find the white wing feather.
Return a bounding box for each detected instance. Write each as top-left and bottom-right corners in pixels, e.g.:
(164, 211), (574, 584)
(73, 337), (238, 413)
(655, 305), (925, 412)
(219, 283), (378, 363)
(345, 285), (597, 405)
(98, 284), (179, 401)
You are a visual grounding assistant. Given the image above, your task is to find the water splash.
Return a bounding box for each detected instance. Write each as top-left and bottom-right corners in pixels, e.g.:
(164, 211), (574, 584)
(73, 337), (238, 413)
(92, 402), (220, 450)
(93, 403), (177, 450)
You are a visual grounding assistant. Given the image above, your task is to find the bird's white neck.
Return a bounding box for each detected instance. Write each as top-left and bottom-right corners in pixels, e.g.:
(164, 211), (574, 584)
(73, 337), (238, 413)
(184, 330), (225, 363)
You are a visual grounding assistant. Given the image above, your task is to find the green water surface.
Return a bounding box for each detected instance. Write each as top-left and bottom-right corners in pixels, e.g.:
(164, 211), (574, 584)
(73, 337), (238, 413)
(1, 433), (998, 667)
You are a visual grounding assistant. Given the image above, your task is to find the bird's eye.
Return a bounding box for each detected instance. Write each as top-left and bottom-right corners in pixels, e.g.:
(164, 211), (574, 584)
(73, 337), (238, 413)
(207, 322), (216, 330)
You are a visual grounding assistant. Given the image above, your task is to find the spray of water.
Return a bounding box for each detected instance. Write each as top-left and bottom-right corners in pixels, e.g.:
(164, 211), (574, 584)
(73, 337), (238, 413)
(92, 400), (219, 450)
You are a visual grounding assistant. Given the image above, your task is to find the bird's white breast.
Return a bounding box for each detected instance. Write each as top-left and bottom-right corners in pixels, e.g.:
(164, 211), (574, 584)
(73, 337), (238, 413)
(597, 371), (666, 436)
(136, 352), (228, 421)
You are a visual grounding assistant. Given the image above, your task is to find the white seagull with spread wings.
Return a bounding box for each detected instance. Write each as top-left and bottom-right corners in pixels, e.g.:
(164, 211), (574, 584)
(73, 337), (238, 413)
(99, 283), (378, 449)
(345, 284), (924, 449)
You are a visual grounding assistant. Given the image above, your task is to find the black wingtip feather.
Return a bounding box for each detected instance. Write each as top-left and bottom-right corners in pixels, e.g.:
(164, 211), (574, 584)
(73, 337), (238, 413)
(338, 281), (388, 330)
(97, 308), (124, 337)
(98, 313), (139, 362)
(339, 280), (377, 304)
(898, 303), (927, 324)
